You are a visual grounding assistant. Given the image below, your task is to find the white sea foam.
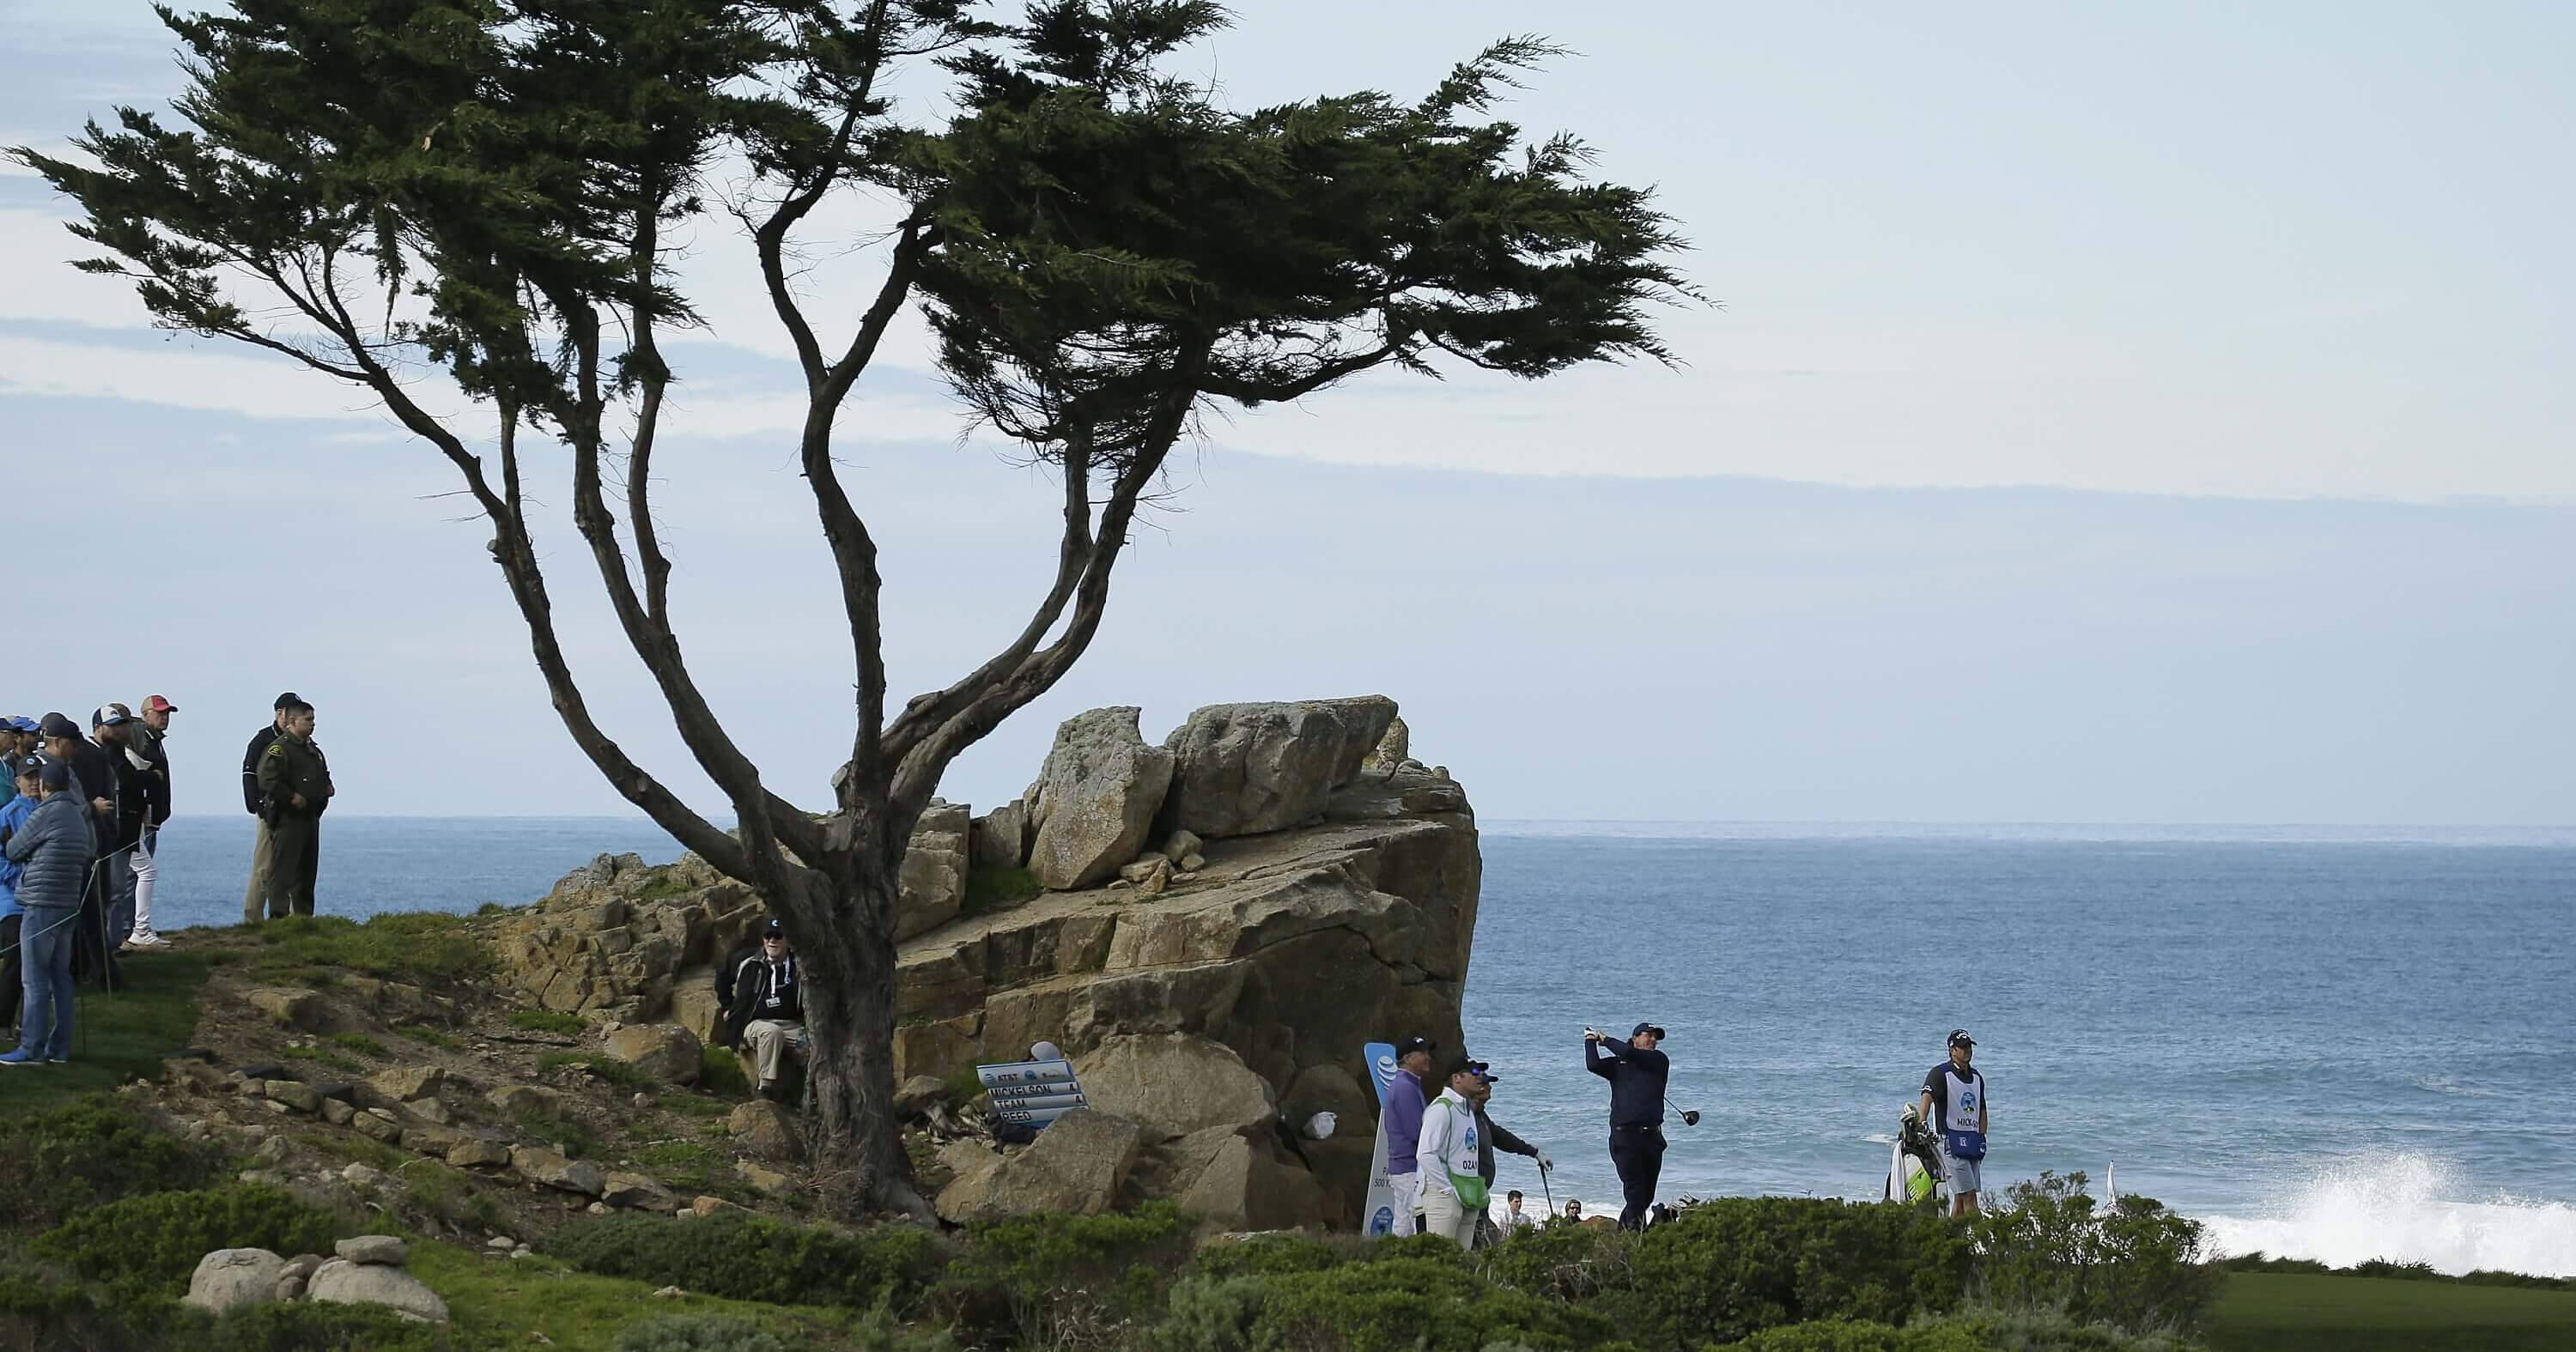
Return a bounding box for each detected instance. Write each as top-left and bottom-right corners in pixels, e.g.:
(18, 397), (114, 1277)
(2197, 1154), (2576, 1278)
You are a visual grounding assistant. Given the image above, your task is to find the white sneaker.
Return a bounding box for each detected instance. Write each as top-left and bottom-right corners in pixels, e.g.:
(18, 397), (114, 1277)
(125, 930), (170, 948)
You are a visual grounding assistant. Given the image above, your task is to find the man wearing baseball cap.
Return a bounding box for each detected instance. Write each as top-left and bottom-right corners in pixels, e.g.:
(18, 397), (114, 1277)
(240, 694), (299, 923)
(1413, 1052), (1491, 1246)
(1585, 1020), (1672, 1231)
(119, 697), (177, 947)
(1919, 1030), (1990, 1217)
(1382, 1034), (1437, 1235)
(90, 706), (151, 953)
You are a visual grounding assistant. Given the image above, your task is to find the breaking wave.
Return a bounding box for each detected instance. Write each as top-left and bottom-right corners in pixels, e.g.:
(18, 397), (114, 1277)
(2196, 1154), (2576, 1278)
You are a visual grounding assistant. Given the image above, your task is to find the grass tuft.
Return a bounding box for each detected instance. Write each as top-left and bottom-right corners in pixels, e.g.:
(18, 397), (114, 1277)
(247, 912), (488, 985)
(510, 1008), (588, 1036)
(963, 865), (1042, 916)
(391, 1022), (465, 1051)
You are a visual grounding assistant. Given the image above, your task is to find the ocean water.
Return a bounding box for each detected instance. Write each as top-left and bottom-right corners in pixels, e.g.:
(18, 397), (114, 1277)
(131, 815), (2576, 1276)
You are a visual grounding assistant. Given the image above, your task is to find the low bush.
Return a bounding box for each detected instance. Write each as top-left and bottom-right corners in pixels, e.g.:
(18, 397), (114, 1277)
(198, 1300), (449, 1351)
(547, 1210), (946, 1311)
(324, 1033), (388, 1057)
(35, 1182), (342, 1294)
(612, 1313), (786, 1352)
(1969, 1172), (2220, 1337)
(938, 1203), (1197, 1349)
(1710, 1317), (1989, 1352)
(1254, 1252), (1622, 1351)
(0, 1095), (227, 1228)
(1606, 1196), (1970, 1349)
(1475, 1216), (1639, 1304)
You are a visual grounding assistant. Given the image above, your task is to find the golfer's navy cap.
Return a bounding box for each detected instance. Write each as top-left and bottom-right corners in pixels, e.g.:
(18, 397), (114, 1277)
(1394, 1034), (1435, 1058)
(1948, 1028), (1976, 1048)
(1631, 1022), (1667, 1040)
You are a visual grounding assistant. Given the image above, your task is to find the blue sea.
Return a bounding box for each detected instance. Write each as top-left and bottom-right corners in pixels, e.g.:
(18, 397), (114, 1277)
(135, 816), (2576, 1276)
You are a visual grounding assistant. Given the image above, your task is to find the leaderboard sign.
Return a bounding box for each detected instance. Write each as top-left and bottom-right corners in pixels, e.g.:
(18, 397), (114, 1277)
(976, 1058), (1089, 1128)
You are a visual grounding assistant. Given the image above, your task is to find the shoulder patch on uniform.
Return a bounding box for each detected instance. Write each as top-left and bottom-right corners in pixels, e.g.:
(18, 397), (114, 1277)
(265, 744), (285, 757)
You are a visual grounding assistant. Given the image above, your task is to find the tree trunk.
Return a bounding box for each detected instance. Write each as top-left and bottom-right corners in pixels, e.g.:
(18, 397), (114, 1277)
(781, 858), (925, 1221)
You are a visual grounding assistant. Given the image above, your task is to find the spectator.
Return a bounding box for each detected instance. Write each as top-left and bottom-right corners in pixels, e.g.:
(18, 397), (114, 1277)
(39, 714), (118, 991)
(1413, 1053), (1489, 1247)
(120, 696), (176, 947)
(254, 699), (333, 919)
(0, 719), (38, 804)
(1560, 1198), (1583, 1226)
(1502, 1189), (1536, 1235)
(3, 760), (94, 1066)
(240, 693), (296, 923)
(1381, 1034), (1435, 1235)
(718, 919), (810, 1101)
(1466, 1064), (1551, 1248)
(90, 706), (150, 952)
(0, 756), (39, 1036)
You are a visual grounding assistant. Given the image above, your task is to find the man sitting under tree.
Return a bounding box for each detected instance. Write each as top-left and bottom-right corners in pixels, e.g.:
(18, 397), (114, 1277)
(720, 919), (811, 1102)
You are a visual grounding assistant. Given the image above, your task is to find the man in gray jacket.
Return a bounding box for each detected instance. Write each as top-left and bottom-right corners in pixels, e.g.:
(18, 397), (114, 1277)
(3, 761), (94, 1065)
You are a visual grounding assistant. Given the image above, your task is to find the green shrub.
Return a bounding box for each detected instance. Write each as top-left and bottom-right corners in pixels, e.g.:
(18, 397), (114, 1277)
(1969, 1173), (2220, 1337)
(1711, 1317), (1990, 1352)
(1191, 1231), (1374, 1280)
(1252, 1252), (1618, 1351)
(0, 1095), (226, 1228)
(612, 1313), (787, 1352)
(325, 1033), (389, 1057)
(938, 1203), (1197, 1348)
(630, 1138), (730, 1192)
(547, 1210), (946, 1310)
(1134, 1273), (1267, 1352)
(1604, 1197), (1969, 1349)
(35, 1182), (342, 1294)
(201, 1300), (448, 1350)
(510, 1009), (587, 1036)
(1475, 1216), (1638, 1304)
(701, 1046), (752, 1098)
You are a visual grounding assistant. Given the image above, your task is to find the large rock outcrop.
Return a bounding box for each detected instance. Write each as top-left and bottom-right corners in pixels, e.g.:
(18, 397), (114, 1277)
(1158, 696), (1400, 838)
(489, 694), (1474, 1231)
(1026, 707), (1176, 890)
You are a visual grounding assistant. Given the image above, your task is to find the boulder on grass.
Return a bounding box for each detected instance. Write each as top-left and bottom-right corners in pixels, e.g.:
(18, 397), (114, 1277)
(184, 1248), (286, 1315)
(727, 1100), (804, 1159)
(307, 1258), (451, 1323)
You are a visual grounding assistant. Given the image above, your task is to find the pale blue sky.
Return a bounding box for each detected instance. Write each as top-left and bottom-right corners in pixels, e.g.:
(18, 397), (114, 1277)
(3, 3), (2570, 822)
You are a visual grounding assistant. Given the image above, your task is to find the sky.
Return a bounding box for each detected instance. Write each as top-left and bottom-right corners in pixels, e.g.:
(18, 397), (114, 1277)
(3, 3), (2571, 824)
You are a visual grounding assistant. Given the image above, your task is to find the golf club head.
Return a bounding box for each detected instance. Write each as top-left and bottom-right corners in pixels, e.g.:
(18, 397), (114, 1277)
(1681, 1110), (1702, 1127)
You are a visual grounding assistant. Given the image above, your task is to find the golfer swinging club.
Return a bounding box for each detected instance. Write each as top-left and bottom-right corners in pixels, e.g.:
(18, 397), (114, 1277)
(1585, 1020), (1672, 1231)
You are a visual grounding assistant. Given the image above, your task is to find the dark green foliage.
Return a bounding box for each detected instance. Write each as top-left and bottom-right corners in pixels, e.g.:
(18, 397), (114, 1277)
(198, 1300), (450, 1351)
(611, 1313), (786, 1352)
(35, 1182), (342, 1294)
(509, 1009), (588, 1036)
(1252, 1253), (1619, 1351)
(0, 1095), (227, 1229)
(1708, 1317), (1989, 1352)
(1606, 1197), (1971, 1349)
(1970, 1172), (2221, 1337)
(700, 1045), (752, 1098)
(546, 1210), (946, 1311)
(1474, 1216), (1639, 1304)
(1190, 1231), (1378, 1280)
(936, 1203), (1196, 1347)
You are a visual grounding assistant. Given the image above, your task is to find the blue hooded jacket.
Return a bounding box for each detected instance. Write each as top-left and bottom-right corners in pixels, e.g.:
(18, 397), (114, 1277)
(0, 792), (31, 919)
(3, 791), (94, 913)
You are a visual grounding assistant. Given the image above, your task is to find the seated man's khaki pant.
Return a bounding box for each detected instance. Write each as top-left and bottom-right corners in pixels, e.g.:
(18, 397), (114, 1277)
(743, 1019), (809, 1085)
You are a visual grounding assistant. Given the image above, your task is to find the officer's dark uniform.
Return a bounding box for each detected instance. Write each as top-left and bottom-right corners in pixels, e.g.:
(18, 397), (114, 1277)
(255, 731), (332, 918)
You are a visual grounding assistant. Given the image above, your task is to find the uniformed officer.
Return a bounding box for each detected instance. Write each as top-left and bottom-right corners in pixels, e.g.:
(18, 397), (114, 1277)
(254, 700), (333, 918)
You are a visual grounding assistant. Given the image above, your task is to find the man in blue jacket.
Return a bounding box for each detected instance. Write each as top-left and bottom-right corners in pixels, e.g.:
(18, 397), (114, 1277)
(3, 760), (95, 1065)
(1586, 1021), (1672, 1231)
